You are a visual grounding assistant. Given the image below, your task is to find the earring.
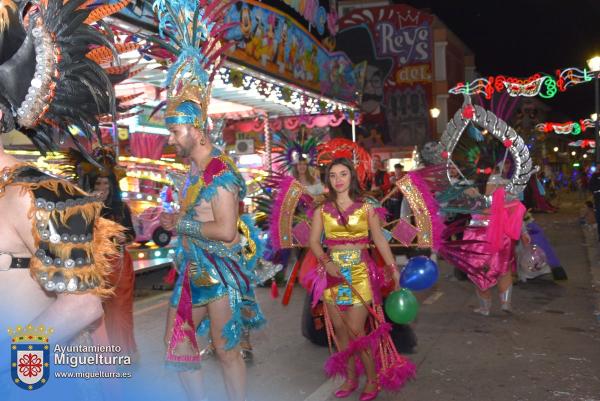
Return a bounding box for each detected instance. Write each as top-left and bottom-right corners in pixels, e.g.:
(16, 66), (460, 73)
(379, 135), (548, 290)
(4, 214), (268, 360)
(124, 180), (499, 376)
(199, 135), (206, 146)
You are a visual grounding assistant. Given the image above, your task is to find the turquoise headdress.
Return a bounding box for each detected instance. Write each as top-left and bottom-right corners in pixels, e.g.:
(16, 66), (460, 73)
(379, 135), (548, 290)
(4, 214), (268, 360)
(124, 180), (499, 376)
(151, 0), (233, 129)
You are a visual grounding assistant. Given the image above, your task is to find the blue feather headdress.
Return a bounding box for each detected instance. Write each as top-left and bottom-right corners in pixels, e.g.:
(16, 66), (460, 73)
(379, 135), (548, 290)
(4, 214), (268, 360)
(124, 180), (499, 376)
(151, 0), (234, 129)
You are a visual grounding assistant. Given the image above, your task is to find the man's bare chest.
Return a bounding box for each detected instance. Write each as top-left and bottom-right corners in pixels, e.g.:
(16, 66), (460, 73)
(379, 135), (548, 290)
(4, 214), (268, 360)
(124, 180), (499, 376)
(193, 199), (214, 222)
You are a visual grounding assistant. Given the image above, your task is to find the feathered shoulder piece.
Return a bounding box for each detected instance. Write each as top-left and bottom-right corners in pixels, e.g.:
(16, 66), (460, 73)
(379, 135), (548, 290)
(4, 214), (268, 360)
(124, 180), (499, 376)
(179, 149), (245, 213)
(0, 0), (132, 160)
(65, 146), (127, 185)
(1, 163), (124, 297)
(151, 0), (233, 129)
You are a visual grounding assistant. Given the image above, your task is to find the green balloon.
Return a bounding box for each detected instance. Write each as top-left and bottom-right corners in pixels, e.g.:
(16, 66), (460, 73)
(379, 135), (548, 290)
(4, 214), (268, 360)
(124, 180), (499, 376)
(384, 289), (419, 324)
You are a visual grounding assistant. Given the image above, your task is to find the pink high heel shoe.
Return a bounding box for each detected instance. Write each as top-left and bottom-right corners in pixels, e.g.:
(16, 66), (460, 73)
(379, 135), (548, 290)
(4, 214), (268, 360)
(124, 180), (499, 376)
(334, 378), (358, 398)
(359, 378), (379, 401)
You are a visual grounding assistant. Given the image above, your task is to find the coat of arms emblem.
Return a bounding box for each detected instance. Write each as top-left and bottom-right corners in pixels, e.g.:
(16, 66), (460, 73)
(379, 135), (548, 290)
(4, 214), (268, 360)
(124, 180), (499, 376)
(8, 324), (53, 390)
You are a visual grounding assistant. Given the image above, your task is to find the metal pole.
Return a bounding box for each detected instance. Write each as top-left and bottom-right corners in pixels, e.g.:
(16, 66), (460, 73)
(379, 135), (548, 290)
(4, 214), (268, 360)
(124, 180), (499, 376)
(112, 122), (120, 159)
(594, 71), (600, 162)
(264, 115), (272, 172)
(351, 118), (357, 165)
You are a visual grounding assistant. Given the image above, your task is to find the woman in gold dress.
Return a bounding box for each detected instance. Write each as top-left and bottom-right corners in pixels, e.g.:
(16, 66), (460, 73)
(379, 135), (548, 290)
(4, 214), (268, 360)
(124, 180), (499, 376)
(308, 158), (415, 401)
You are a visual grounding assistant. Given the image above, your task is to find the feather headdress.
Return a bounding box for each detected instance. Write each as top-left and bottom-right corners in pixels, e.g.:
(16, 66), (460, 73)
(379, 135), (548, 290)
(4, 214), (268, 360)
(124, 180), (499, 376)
(0, 0), (133, 161)
(150, 0), (233, 130)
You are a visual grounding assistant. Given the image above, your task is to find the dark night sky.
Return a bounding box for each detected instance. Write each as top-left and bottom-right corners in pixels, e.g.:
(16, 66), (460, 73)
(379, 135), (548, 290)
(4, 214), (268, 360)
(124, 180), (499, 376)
(395, 0), (600, 122)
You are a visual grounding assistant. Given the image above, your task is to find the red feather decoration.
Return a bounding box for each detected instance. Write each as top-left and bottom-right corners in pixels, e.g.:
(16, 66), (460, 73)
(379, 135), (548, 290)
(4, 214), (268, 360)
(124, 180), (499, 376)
(317, 139), (373, 188)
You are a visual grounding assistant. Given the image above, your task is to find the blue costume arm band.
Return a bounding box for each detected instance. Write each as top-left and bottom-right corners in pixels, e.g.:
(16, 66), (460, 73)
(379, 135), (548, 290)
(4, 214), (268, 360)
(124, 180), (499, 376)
(176, 216), (205, 239)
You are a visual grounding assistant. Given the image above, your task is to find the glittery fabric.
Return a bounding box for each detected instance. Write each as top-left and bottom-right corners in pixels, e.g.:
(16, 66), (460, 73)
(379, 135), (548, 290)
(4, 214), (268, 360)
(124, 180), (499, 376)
(461, 224), (517, 291)
(275, 179), (305, 249)
(396, 174), (435, 248)
(455, 197), (525, 291)
(170, 263), (228, 307)
(323, 237), (371, 246)
(323, 249), (373, 306)
(166, 266), (201, 369)
(322, 201), (370, 241)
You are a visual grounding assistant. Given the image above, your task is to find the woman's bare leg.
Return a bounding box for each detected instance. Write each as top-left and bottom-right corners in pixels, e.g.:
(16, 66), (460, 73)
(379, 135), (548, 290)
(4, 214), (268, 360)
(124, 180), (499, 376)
(325, 302), (356, 390)
(346, 305), (377, 392)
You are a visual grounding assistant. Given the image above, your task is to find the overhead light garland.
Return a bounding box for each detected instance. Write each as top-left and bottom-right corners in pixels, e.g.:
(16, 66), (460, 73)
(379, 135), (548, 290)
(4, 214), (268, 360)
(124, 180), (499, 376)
(215, 67), (355, 116)
(535, 118), (595, 135)
(568, 139), (596, 148)
(449, 68), (595, 99)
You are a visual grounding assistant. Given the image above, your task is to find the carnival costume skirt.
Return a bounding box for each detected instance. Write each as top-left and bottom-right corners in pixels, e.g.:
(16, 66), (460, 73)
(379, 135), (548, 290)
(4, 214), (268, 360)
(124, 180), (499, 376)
(323, 249), (373, 306)
(461, 227), (517, 291)
(316, 249), (416, 391)
(170, 262), (229, 307)
(166, 261), (265, 370)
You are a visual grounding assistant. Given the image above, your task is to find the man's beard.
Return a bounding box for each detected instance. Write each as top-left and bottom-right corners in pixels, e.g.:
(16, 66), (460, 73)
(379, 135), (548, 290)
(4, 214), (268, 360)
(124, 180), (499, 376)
(175, 130), (194, 158)
(176, 145), (191, 158)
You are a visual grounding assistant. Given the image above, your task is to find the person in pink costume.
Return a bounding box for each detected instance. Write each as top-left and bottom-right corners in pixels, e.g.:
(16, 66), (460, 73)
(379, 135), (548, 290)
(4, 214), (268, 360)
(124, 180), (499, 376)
(306, 158), (415, 401)
(459, 173), (530, 315)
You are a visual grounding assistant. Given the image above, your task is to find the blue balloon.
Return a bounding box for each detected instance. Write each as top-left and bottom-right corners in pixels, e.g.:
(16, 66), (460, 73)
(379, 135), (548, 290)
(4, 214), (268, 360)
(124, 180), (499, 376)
(400, 256), (439, 291)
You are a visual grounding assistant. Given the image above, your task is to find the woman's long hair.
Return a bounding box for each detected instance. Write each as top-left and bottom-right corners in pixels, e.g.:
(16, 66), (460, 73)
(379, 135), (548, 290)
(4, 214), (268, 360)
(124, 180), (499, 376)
(325, 158), (363, 203)
(291, 157), (316, 185)
(324, 158), (363, 227)
(90, 172), (126, 223)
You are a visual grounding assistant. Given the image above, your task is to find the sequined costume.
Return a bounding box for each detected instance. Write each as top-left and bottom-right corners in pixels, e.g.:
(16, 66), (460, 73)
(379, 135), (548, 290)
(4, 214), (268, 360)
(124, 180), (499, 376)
(321, 202), (374, 306)
(166, 149), (265, 369)
(456, 193), (526, 291)
(0, 1), (138, 398)
(0, 164), (124, 295)
(148, 0), (265, 369)
(0, 0), (134, 293)
(304, 199), (416, 392)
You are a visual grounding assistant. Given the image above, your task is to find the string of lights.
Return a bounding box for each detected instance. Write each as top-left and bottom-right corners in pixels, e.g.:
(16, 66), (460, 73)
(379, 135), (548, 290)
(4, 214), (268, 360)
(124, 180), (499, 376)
(449, 68), (596, 99)
(535, 118), (595, 135)
(215, 67), (355, 116)
(568, 139), (596, 148)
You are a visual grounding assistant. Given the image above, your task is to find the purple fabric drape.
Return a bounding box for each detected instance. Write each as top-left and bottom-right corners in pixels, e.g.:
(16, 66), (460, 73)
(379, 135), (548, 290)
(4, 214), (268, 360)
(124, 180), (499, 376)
(130, 133), (167, 159)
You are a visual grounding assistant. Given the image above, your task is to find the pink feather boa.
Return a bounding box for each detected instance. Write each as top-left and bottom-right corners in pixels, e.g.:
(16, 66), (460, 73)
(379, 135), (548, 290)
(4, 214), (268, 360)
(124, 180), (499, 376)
(302, 266), (327, 308)
(374, 206), (388, 222)
(378, 358), (417, 391)
(324, 322), (416, 391)
(324, 322), (392, 378)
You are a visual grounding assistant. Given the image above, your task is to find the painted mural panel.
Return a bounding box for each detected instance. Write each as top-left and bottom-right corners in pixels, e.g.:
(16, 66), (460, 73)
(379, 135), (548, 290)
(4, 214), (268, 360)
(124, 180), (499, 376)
(337, 5), (434, 148)
(224, 0), (359, 104)
(115, 1), (358, 103)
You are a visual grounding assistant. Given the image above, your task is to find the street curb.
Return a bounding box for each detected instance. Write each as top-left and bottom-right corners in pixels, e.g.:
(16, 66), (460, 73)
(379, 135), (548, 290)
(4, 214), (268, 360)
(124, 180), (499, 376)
(580, 224), (600, 323)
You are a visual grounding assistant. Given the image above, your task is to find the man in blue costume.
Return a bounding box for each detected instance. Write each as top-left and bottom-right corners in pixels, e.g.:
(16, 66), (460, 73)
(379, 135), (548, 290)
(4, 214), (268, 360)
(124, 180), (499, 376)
(154, 2), (265, 401)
